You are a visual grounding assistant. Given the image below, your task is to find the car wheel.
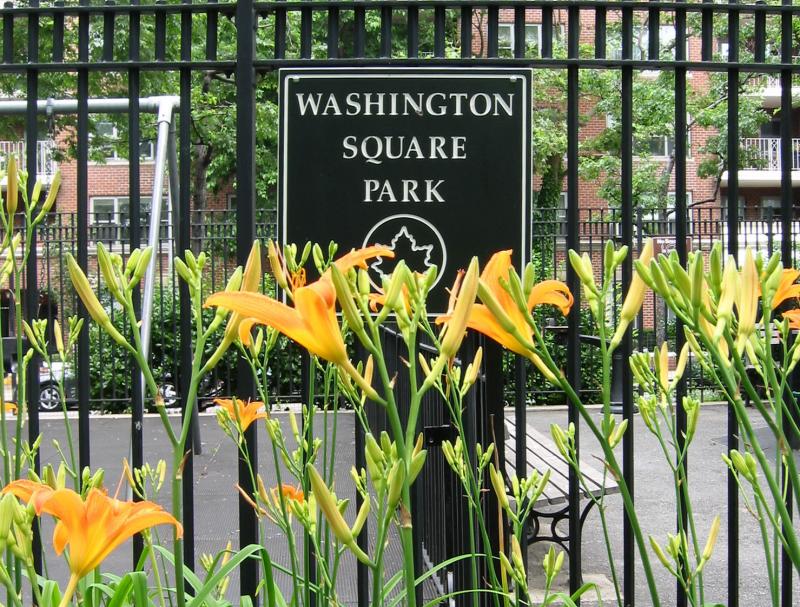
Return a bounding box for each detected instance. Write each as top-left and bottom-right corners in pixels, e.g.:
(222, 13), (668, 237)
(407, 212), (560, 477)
(159, 383), (178, 408)
(39, 382), (61, 412)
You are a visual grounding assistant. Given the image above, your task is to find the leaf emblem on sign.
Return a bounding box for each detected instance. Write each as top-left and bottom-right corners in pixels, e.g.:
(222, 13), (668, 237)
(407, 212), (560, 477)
(371, 226), (435, 279)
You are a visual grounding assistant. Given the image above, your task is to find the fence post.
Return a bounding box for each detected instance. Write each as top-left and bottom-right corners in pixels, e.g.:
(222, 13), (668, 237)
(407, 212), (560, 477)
(236, 0), (259, 598)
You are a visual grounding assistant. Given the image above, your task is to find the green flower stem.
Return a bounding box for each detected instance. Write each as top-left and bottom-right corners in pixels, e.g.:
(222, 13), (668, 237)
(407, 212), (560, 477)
(0, 563), (23, 607)
(370, 501), (390, 607)
(705, 339), (800, 570)
(24, 560), (43, 607)
(533, 330), (663, 607)
(753, 494), (778, 606)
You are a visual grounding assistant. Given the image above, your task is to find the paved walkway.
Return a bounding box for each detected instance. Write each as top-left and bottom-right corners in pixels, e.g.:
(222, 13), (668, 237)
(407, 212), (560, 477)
(17, 405), (800, 605)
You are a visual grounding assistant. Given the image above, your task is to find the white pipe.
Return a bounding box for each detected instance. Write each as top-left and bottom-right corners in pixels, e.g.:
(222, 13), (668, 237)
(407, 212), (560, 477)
(0, 96), (179, 115)
(140, 97), (178, 361)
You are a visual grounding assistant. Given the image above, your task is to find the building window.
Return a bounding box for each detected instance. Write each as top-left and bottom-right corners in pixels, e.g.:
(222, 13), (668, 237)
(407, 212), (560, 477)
(93, 121), (155, 162)
(721, 195), (745, 222)
(90, 195), (173, 242)
(641, 192), (693, 234)
(760, 197), (781, 220)
(607, 114), (691, 159)
(498, 24), (542, 57)
(610, 24), (690, 61)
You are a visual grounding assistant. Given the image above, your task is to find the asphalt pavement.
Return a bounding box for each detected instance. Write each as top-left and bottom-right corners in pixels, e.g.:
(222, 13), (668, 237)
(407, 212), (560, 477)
(12, 404), (800, 606)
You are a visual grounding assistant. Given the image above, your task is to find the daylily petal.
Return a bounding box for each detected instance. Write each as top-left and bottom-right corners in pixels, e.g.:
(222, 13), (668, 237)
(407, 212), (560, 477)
(293, 285), (348, 363)
(465, 305), (529, 357)
(528, 280), (573, 316)
(772, 269), (800, 309)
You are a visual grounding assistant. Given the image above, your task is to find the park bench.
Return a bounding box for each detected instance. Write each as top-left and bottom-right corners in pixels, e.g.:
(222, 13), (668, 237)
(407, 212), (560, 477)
(504, 419), (619, 556)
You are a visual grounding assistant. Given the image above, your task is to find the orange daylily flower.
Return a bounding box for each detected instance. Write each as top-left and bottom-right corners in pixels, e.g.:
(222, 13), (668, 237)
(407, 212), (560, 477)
(16, 487), (181, 580)
(214, 397), (268, 431)
(772, 269), (800, 310)
(272, 483), (305, 507)
(781, 308), (800, 330)
(205, 245), (393, 365)
(440, 250), (572, 359)
(3, 478), (55, 512)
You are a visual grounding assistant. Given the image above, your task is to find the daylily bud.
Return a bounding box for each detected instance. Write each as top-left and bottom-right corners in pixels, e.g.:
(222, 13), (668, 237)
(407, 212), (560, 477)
(650, 536), (672, 570)
(36, 170), (61, 221)
(440, 257), (479, 358)
(97, 243), (123, 302)
(54, 319), (64, 358)
(383, 262), (408, 312)
(489, 464), (509, 511)
(331, 264), (364, 336)
(307, 465), (352, 545)
(30, 179), (42, 208)
(702, 516), (721, 561)
(463, 347), (483, 389)
(612, 239), (654, 349)
(267, 240), (288, 292)
(386, 460), (404, 509)
(351, 499), (370, 536)
(542, 545), (564, 582)
(409, 450), (426, 484)
(682, 397), (700, 444)
(608, 418), (628, 449)
(6, 155), (18, 218)
(132, 246), (154, 286)
(736, 248), (759, 348)
(568, 249), (595, 289)
(670, 344), (689, 390)
(66, 254), (131, 350)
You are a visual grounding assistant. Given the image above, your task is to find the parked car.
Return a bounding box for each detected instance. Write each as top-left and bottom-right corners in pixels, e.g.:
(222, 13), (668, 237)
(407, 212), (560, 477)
(3, 361), (77, 413)
(158, 372), (225, 410)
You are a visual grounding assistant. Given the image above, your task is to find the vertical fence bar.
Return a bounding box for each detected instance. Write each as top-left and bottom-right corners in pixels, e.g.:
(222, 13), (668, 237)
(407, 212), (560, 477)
(541, 5), (552, 58)
(726, 2), (740, 605)
(103, 1), (114, 61)
(353, 346), (369, 607)
(487, 6), (498, 58)
(460, 6), (471, 58)
(129, 0), (144, 566)
(301, 6), (312, 59)
(674, 4), (689, 607)
(235, 0), (258, 597)
(77, 0), (91, 475)
(354, 4), (365, 58)
(407, 5), (418, 58)
(433, 6), (445, 57)
(2, 2), (12, 63)
(179, 4), (195, 574)
(701, 0), (713, 62)
(594, 6), (606, 58)
(620, 4), (635, 604)
(381, 5), (392, 58)
(52, 0), (64, 61)
(327, 3), (339, 59)
(274, 0), (286, 59)
(779, 0), (794, 603)
(25, 0), (42, 572)
(513, 7), (524, 59)
(155, 0), (166, 60)
(566, 4), (582, 597)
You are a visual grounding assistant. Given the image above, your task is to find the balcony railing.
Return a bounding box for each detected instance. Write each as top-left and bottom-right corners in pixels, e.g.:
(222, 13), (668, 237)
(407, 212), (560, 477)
(740, 137), (800, 171)
(0, 140), (57, 179)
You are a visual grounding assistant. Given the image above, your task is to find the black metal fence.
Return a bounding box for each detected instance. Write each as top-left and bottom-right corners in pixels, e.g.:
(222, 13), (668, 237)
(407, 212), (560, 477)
(1, 0), (799, 605)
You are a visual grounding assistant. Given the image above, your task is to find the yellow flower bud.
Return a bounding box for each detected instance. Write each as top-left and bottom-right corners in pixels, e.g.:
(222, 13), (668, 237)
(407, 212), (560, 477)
(702, 516), (721, 561)
(440, 257), (479, 358)
(307, 465), (352, 545)
(612, 238), (654, 349)
(351, 499), (370, 536)
(386, 460), (405, 509)
(6, 155), (18, 218)
(489, 464), (509, 511)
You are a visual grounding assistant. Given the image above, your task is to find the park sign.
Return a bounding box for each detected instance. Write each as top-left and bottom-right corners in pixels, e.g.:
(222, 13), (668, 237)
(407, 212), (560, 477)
(278, 67), (532, 313)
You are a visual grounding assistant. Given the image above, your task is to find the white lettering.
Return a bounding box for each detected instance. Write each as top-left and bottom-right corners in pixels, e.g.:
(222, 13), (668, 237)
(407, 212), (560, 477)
(296, 93), (322, 116)
(363, 180), (380, 202)
(425, 179), (445, 203)
(469, 93), (492, 116)
(402, 180), (420, 203)
(342, 136), (358, 160)
(493, 93), (514, 117)
(345, 93), (361, 116)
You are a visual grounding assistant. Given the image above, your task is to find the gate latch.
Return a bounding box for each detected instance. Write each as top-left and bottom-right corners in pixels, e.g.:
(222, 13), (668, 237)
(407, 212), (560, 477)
(423, 424), (457, 446)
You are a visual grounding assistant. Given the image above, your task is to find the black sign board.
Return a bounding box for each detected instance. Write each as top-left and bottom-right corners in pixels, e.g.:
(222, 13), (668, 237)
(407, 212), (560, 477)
(279, 67), (531, 313)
